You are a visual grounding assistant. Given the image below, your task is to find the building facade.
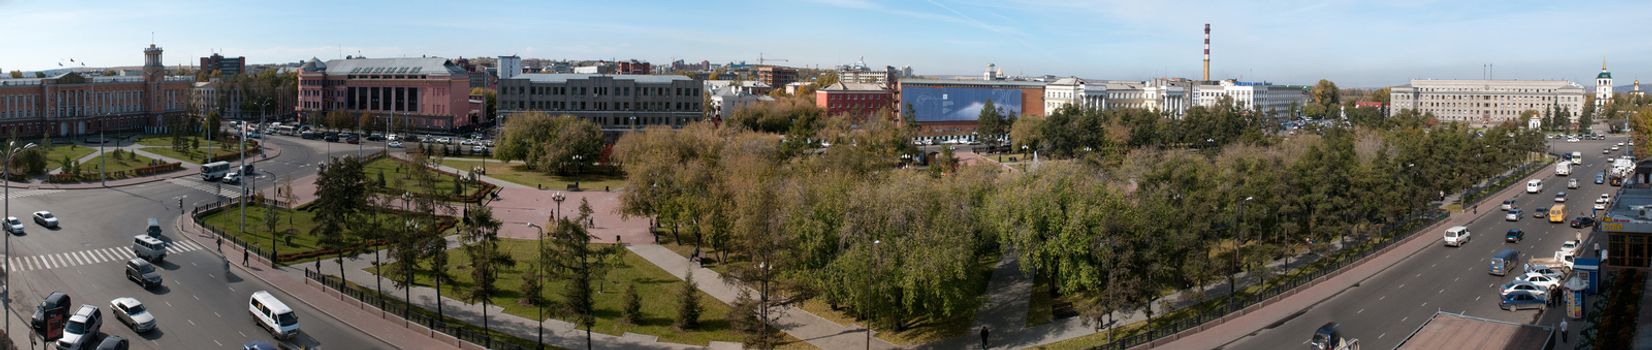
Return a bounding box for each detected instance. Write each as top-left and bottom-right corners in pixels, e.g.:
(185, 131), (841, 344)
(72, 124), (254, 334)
(1043, 77), (1106, 114)
(838, 59), (900, 85)
(1388, 79), (1586, 127)
(295, 57), (476, 132)
(0, 44), (190, 137)
(1597, 60), (1613, 109)
(497, 56), (522, 80)
(1103, 78), (1193, 118)
(615, 60), (652, 75)
(815, 82), (893, 119)
(757, 66), (797, 88)
(497, 74), (704, 131)
(705, 80), (773, 120)
(199, 53), (247, 78)
(1193, 80), (1309, 116)
(897, 79), (1044, 135)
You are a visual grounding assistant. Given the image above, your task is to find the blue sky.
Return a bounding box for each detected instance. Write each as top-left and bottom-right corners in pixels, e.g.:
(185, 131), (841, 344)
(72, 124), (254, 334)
(3, 0), (1650, 87)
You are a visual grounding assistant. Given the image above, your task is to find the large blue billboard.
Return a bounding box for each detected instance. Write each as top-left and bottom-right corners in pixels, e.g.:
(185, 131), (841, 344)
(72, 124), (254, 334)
(901, 87), (1023, 122)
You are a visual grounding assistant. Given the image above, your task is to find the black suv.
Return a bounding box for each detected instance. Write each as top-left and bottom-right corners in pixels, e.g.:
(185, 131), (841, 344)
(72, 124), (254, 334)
(1570, 216), (1597, 228)
(125, 258), (162, 288)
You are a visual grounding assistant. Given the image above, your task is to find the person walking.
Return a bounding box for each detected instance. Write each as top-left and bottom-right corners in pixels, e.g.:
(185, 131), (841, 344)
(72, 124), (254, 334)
(979, 326), (990, 350)
(1560, 319), (1568, 343)
(242, 248), (250, 267)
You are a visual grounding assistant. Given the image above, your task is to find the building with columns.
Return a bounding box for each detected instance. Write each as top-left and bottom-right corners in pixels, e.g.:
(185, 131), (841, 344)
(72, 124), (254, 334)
(295, 57), (477, 132)
(0, 44), (190, 137)
(1103, 78), (1194, 118)
(1043, 77), (1105, 114)
(1388, 79), (1585, 127)
(1597, 60), (1613, 109)
(1193, 80), (1309, 116)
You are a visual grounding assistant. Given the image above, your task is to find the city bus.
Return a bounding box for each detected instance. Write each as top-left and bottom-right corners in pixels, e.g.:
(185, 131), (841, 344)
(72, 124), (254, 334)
(273, 124), (297, 136)
(202, 161), (232, 181)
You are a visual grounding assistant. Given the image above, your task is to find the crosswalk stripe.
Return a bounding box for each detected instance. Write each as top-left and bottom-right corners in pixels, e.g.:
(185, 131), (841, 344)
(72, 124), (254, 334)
(42, 255), (55, 269)
(89, 249), (108, 263)
(100, 248), (118, 262)
(69, 252), (85, 266)
(117, 249), (134, 260)
(78, 251), (93, 265)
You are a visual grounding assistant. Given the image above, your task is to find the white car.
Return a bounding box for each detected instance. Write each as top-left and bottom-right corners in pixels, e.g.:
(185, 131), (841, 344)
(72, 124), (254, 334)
(1505, 210), (1521, 221)
(1515, 272), (1561, 289)
(1500, 281), (1549, 298)
(1444, 226), (1470, 247)
(1555, 192), (1567, 202)
(1567, 137), (1580, 143)
(1568, 178), (1579, 189)
(1560, 240), (1581, 256)
(1596, 194), (1610, 210)
(1617, 142), (1625, 147)
(32, 211), (58, 228)
(386, 140), (403, 148)
(58, 304), (101, 350)
(3, 216), (23, 234)
(110, 297), (156, 333)
(1526, 265), (1566, 280)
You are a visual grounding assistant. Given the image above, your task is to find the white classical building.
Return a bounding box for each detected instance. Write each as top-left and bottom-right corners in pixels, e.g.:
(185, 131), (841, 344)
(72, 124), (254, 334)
(1597, 60), (1613, 109)
(1388, 79), (1586, 127)
(1043, 77), (1106, 114)
(1192, 80), (1309, 116)
(1103, 78), (1193, 118)
(704, 80), (774, 119)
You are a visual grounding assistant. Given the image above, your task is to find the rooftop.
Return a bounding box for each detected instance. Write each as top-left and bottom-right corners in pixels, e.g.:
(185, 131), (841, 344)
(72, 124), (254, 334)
(818, 82), (888, 91)
(900, 78), (1047, 88)
(1401, 79), (1585, 89)
(1601, 168), (1652, 234)
(514, 73), (694, 84)
(1395, 311), (1551, 350)
(319, 57), (467, 76)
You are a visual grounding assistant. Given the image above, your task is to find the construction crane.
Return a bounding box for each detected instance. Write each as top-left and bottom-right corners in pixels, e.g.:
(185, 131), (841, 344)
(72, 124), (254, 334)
(758, 53), (789, 65)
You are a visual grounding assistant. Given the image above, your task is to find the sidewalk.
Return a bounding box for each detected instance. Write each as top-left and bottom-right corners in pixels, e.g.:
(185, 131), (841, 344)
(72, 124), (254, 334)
(1153, 159), (1551, 349)
(174, 215), (460, 349)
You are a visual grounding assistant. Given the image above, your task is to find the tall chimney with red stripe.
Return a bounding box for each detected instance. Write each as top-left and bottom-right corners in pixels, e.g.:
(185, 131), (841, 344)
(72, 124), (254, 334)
(1203, 23), (1211, 81)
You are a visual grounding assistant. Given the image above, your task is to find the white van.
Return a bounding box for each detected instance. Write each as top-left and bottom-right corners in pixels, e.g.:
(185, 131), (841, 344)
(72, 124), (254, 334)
(1526, 179), (1543, 194)
(131, 235), (167, 262)
(1444, 226), (1471, 247)
(248, 291), (299, 339)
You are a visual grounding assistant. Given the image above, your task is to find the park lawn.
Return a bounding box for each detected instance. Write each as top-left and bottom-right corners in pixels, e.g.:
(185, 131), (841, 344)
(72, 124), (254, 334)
(365, 157), (489, 199)
(199, 205), (327, 264)
(369, 239), (748, 347)
(138, 144), (245, 164)
(439, 157), (626, 191)
(41, 145), (97, 165)
(84, 152), (161, 174)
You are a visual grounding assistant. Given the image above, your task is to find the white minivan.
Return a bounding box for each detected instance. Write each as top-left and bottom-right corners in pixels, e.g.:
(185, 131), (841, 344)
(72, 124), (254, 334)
(1526, 179), (1543, 194)
(1444, 226), (1471, 247)
(249, 290), (299, 339)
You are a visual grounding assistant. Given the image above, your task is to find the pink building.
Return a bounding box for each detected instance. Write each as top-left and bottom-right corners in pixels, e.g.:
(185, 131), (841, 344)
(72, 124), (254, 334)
(815, 82), (893, 119)
(296, 57), (476, 131)
(0, 44), (191, 137)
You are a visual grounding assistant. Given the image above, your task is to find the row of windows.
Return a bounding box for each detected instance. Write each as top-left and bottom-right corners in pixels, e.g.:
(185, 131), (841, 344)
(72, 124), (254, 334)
(513, 100), (699, 112)
(508, 84), (701, 98)
(344, 87), (422, 113)
(0, 95), (39, 119)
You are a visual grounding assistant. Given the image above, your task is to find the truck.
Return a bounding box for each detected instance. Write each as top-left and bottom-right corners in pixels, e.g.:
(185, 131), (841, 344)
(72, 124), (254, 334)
(1529, 250), (1576, 271)
(1556, 161), (1572, 176)
(1610, 158), (1634, 186)
(1311, 322), (1360, 350)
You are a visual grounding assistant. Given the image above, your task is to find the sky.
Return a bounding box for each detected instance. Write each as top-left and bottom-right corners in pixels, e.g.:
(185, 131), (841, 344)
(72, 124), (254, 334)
(3, 0), (1650, 87)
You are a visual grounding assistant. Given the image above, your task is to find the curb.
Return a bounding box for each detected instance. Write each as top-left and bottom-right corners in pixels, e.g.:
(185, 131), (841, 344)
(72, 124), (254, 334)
(170, 215), (440, 349)
(1, 142), (287, 191)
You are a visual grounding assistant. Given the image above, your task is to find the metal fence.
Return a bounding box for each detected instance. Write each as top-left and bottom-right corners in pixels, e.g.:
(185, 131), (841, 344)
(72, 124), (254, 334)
(303, 269), (539, 350)
(194, 199), (279, 263)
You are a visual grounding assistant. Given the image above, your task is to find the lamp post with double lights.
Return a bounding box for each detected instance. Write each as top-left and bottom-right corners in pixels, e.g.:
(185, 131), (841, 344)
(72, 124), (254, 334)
(526, 222), (546, 349)
(1, 141), (35, 339)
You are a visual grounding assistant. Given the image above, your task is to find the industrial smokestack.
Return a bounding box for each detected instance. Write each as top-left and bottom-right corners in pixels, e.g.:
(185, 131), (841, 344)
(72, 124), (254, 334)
(1203, 23), (1211, 81)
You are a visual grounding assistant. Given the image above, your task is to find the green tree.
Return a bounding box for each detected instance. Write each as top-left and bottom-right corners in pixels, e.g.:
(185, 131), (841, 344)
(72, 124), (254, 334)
(975, 100), (1005, 149)
(622, 283), (643, 325)
(461, 205), (514, 347)
(308, 156), (368, 279)
(545, 216), (623, 349)
(494, 112), (605, 175)
(7, 71), (20, 79)
(676, 269), (703, 330)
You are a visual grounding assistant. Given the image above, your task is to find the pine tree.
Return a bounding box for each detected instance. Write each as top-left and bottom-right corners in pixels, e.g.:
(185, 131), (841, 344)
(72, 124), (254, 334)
(622, 283), (643, 325)
(675, 269), (703, 330)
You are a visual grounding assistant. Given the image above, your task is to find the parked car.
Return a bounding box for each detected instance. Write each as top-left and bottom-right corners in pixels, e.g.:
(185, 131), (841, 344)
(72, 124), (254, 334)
(1560, 240), (1581, 256)
(1505, 229), (1524, 243)
(1570, 216), (1596, 228)
(5, 216), (24, 234)
(1499, 291), (1546, 311)
(1500, 280), (1549, 298)
(1515, 272), (1561, 289)
(31, 211), (58, 228)
(322, 133), (340, 142)
(57, 304), (101, 350)
(108, 298), (155, 333)
(1525, 264), (1566, 280)
(93, 336), (128, 350)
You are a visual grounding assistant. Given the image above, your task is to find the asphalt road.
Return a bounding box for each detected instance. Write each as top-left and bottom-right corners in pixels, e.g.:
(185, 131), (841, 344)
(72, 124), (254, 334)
(1, 135), (389, 349)
(1225, 134), (1626, 349)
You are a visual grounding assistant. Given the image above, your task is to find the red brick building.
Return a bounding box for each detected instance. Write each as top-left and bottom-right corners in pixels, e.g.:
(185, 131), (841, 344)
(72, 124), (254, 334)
(814, 82), (893, 119)
(296, 57), (477, 131)
(757, 66), (797, 88)
(615, 60), (652, 75)
(0, 44), (191, 137)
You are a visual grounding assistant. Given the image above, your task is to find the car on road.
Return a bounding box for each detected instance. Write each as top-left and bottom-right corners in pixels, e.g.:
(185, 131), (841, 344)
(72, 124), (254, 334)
(1516, 272), (1561, 289)
(1570, 216), (1596, 228)
(1501, 199), (1517, 211)
(242, 340), (279, 350)
(1567, 137), (1580, 142)
(1500, 280), (1548, 298)
(1613, 146), (1621, 151)
(322, 133), (340, 142)
(1597, 172), (1607, 184)
(1505, 210), (1521, 221)
(1560, 240), (1581, 256)
(345, 134), (360, 144)
(124, 258), (161, 289)
(436, 137), (451, 144)
(1596, 194), (1610, 210)
(471, 145), (486, 153)
(386, 140), (403, 148)
(57, 304), (102, 350)
(1603, 148), (1611, 154)
(131, 235), (167, 262)
(366, 133), (385, 141)
(5, 216), (24, 234)
(108, 298), (155, 333)
(93, 336), (128, 350)
(1499, 291), (1546, 311)
(249, 290), (299, 339)
(1505, 229), (1524, 242)
(1444, 226), (1471, 247)
(221, 172), (241, 185)
(1569, 178), (1579, 189)
(1554, 192), (1567, 202)
(32, 211), (58, 228)
(1527, 179), (1543, 193)
(1534, 206), (1550, 218)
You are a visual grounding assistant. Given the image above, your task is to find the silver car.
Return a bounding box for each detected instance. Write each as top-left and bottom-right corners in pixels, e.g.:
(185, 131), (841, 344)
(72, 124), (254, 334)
(110, 297), (156, 333)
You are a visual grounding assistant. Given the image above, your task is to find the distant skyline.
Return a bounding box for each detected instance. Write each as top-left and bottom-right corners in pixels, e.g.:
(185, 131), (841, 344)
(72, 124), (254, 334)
(3, 0), (1651, 87)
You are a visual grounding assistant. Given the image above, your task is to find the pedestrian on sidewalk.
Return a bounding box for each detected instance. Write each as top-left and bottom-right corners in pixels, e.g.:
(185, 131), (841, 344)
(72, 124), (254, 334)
(980, 326), (990, 349)
(1560, 319), (1568, 343)
(216, 235), (222, 252)
(242, 248), (249, 267)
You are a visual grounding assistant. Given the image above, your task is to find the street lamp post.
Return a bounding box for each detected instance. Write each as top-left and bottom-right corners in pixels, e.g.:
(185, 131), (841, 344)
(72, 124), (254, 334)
(1231, 196), (1253, 304)
(553, 192), (566, 221)
(527, 222), (546, 349)
(2, 141), (36, 341)
(867, 239), (880, 350)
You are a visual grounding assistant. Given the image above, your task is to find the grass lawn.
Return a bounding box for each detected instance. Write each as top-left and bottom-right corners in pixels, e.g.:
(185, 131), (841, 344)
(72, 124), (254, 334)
(83, 152), (160, 174)
(368, 239), (769, 347)
(200, 205), (327, 264)
(438, 157), (626, 191)
(41, 145), (97, 165)
(366, 157), (488, 199)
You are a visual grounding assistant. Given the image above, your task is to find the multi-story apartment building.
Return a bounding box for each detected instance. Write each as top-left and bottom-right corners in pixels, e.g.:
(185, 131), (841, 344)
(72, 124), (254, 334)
(815, 82), (893, 119)
(0, 44), (191, 137)
(1388, 79), (1586, 127)
(497, 74), (704, 132)
(839, 59), (900, 85)
(757, 66), (797, 88)
(295, 57), (476, 131)
(199, 53), (246, 78)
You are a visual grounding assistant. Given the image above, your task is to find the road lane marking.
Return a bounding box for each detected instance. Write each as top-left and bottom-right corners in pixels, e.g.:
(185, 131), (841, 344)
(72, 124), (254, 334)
(1439, 289), (1445, 294)
(1421, 302), (1428, 308)
(1476, 296), (1482, 301)
(1399, 283), (1406, 289)
(1379, 295), (1386, 301)
(188, 319), (197, 326)
(1379, 333), (1387, 339)
(1431, 263), (1437, 268)
(212, 339), (221, 347)
(214, 311), (221, 318)
(1401, 316), (1408, 323)
(192, 294), (199, 301)
(239, 331), (247, 338)
(1357, 308), (1364, 314)
(1454, 277), (1460, 282)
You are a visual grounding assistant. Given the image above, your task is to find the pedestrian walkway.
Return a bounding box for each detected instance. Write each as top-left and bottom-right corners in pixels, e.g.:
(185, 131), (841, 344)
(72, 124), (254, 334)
(6, 240), (205, 273)
(968, 250), (1030, 340)
(628, 244), (899, 350)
